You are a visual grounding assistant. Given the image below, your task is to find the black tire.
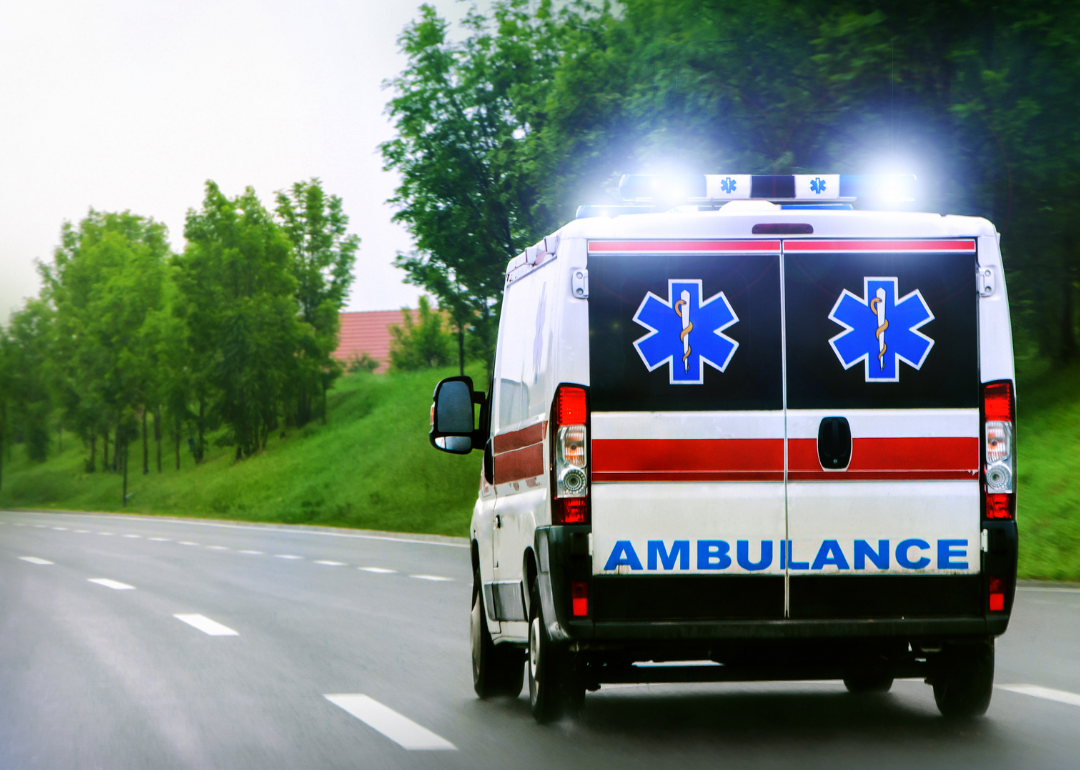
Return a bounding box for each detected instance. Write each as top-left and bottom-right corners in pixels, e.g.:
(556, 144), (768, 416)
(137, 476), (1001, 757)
(528, 581), (583, 722)
(932, 638), (995, 719)
(471, 570), (524, 698)
(843, 673), (894, 694)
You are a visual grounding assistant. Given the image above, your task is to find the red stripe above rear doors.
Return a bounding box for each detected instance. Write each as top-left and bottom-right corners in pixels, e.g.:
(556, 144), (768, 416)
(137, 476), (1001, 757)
(588, 240), (781, 254)
(783, 239), (976, 253)
(592, 438), (784, 482)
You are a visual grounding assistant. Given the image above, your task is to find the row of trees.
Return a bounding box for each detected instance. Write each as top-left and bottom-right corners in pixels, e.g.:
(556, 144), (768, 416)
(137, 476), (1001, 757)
(384, 0), (1080, 367)
(0, 179), (358, 495)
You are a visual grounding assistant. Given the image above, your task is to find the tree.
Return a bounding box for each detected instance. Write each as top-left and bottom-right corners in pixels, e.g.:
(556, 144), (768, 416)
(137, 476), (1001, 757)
(275, 179), (359, 426)
(389, 297), (454, 371)
(4, 300), (55, 463)
(175, 181), (301, 459)
(42, 211), (170, 478)
(381, 1), (586, 376)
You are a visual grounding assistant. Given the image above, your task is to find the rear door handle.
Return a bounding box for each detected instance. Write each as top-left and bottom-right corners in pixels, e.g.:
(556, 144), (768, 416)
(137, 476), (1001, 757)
(817, 416), (852, 470)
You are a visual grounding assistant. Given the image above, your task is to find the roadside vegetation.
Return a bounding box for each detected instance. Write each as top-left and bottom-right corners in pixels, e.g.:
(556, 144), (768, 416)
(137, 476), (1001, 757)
(0, 366), (482, 537)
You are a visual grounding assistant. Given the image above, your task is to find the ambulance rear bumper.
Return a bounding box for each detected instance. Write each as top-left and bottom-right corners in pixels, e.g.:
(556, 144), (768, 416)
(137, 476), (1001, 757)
(581, 616), (1009, 642)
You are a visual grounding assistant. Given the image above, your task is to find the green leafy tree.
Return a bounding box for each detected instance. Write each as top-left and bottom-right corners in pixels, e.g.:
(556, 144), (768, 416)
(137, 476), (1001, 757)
(389, 297), (454, 371)
(175, 181), (301, 459)
(4, 300), (55, 463)
(381, 1), (585, 375)
(275, 179), (360, 426)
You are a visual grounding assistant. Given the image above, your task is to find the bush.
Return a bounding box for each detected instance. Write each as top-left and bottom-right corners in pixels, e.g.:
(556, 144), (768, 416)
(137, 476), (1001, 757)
(389, 297), (453, 371)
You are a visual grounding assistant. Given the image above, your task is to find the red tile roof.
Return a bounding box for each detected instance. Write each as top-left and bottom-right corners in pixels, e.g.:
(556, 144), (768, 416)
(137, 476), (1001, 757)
(334, 309), (418, 373)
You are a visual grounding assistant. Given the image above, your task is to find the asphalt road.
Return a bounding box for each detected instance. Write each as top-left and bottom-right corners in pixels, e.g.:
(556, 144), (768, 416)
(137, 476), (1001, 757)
(3, 509), (1079, 770)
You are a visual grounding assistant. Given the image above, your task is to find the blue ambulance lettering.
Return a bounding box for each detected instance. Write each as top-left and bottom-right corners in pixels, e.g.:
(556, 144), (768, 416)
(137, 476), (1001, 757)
(604, 539), (969, 572)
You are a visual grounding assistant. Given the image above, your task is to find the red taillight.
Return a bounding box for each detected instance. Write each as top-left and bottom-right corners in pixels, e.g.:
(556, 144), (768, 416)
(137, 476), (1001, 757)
(984, 381), (1014, 422)
(988, 577), (1005, 612)
(552, 385), (589, 525)
(986, 493), (1014, 520)
(982, 380), (1016, 520)
(554, 497), (588, 525)
(571, 580), (589, 617)
(555, 387), (587, 426)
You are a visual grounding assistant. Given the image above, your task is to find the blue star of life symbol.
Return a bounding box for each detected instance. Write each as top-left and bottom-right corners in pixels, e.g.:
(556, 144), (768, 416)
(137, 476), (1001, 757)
(828, 277), (935, 382)
(633, 279), (739, 385)
(810, 177), (826, 194)
(720, 176), (737, 194)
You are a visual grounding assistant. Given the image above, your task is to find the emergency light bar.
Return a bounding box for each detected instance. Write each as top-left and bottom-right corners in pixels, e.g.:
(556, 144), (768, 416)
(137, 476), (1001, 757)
(617, 173), (917, 203)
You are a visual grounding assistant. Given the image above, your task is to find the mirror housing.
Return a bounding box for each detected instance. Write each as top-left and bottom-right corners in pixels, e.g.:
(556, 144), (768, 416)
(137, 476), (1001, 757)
(429, 376), (486, 454)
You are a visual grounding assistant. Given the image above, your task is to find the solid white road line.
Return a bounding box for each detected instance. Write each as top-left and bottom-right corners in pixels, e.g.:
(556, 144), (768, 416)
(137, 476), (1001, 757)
(410, 575), (453, 582)
(238, 550), (263, 555)
(360, 567), (396, 574)
(88, 578), (135, 590)
(275, 554), (303, 560)
(324, 695), (455, 751)
(19, 557), (54, 565)
(174, 614), (239, 636)
(997, 684), (1080, 707)
(315, 560), (346, 566)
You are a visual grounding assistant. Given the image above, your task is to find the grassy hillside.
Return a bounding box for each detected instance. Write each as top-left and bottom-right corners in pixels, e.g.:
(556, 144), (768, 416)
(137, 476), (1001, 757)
(1015, 363), (1080, 580)
(0, 366), (484, 537)
(1, 361), (1077, 579)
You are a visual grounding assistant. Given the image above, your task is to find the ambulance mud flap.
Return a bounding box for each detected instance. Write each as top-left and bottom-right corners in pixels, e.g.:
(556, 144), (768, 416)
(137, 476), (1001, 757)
(536, 526), (592, 641)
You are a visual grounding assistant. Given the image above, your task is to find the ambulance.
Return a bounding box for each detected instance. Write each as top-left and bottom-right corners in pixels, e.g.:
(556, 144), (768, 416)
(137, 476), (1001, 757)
(428, 174), (1018, 723)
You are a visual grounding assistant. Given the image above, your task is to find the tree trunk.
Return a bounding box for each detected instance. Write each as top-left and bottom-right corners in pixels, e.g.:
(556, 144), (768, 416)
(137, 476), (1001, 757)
(103, 431), (109, 470)
(88, 432), (96, 473)
(458, 324), (465, 376)
(196, 400), (205, 464)
(122, 437), (128, 507)
(114, 424), (121, 472)
(1062, 268), (1078, 362)
(142, 410), (149, 475)
(154, 409), (162, 473)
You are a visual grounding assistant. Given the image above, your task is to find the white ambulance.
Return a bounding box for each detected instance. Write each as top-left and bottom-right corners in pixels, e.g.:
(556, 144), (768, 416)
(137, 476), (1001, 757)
(429, 174), (1018, 723)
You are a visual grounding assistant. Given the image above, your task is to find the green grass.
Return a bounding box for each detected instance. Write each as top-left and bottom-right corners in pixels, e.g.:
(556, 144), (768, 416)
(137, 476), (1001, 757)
(1015, 363), (1080, 580)
(0, 366), (484, 537)
(2, 361), (1078, 579)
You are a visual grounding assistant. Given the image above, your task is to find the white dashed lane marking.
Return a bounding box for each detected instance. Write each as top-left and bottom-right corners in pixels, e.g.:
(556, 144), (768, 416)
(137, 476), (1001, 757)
(174, 614), (239, 636)
(98, 532), (114, 536)
(178, 541), (198, 546)
(148, 537), (170, 541)
(206, 545), (230, 550)
(325, 694), (455, 751)
(275, 554), (303, 560)
(52, 527), (69, 531)
(88, 578), (135, 590)
(123, 534), (141, 539)
(998, 684), (1080, 708)
(410, 575), (453, 582)
(360, 567), (396, 574)
(315, 560), (346, 566)
(239, 550), (263, 555)
(19, 557), (54, 565)
(75, 530), (91, 533)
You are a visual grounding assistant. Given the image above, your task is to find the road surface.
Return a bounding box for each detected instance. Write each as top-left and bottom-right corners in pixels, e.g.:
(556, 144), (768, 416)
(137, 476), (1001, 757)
(2, 509), (1079, 769)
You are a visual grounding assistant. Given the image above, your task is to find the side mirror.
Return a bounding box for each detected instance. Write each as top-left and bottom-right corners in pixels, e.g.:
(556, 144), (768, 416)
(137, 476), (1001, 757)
(430, 376), (485, 454)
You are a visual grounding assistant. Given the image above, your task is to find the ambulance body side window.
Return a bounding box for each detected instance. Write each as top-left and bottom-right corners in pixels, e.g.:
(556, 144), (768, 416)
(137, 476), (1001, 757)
(494, 272), (551, 432)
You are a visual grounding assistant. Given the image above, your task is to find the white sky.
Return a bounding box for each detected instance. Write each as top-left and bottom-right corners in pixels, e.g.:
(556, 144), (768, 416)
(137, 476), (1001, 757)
(0, 0), (481, 321)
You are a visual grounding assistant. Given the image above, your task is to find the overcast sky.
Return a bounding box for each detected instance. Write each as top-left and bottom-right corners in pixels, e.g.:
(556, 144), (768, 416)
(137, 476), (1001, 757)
(0, 0), (482, 322)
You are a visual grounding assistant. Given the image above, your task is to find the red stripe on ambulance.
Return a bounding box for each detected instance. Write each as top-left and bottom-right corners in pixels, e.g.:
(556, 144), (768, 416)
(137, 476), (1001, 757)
(592, 438), (784, 482)
(788, 436), (978, 480)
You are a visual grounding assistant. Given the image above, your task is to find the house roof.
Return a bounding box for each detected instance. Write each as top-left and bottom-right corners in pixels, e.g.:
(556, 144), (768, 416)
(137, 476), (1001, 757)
(334, 309), (417, 373)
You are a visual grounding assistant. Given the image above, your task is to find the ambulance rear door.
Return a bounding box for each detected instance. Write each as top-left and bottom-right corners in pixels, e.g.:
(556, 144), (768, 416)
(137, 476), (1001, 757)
(783, 239), (982, 619)
(587, 239), (786, 622)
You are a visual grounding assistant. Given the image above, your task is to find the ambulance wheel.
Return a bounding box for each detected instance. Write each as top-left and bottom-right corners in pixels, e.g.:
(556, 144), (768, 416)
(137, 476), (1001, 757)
(528, 582), (583, 722)
(932, 638), (994, 719)
(843, 673), (894, 694)
(471, 570), (524, 698)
